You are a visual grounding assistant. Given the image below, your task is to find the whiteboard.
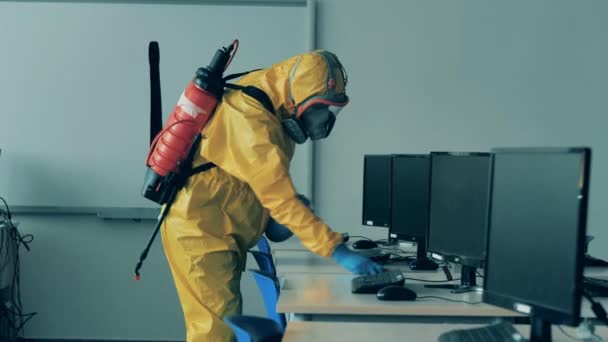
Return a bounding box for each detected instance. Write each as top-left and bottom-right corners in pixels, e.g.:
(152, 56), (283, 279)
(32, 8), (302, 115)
(0, 1), (309, 210)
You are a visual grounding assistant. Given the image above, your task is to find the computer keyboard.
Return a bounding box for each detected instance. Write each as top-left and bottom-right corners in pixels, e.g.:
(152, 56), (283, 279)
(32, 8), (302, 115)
(438, 322), (522, 342)
(351, 271), (405, 294)
(583, 276), (608, 297)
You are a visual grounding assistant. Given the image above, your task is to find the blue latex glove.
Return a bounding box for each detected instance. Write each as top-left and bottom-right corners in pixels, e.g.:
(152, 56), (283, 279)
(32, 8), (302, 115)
(331, 244), (384, 275)
(264, 194), (312, 242)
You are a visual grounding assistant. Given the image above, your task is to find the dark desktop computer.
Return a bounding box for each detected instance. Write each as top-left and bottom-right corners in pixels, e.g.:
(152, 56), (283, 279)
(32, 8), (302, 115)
(426, 152), (493, 292)
(440, 147), (593, 341)
(362, 155), (392, 229)
(389, 154), (438, 271)
(482, 147), (591, 341)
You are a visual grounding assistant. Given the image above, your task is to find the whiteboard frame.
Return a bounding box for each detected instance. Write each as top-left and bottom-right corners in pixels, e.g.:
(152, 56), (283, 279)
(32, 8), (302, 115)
(6, 0), (316, 218)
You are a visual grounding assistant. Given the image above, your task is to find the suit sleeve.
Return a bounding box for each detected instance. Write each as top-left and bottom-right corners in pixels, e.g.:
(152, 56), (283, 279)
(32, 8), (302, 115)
(202, 99), (343, 257)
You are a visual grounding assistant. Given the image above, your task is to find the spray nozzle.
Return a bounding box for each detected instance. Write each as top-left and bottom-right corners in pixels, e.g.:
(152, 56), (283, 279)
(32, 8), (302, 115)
(208, 39), (239, 73)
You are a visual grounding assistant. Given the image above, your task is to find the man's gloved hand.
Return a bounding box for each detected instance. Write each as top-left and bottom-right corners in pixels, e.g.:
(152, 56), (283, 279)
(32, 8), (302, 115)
(331, 244), (384, 275)
(264, 194), (312, 242)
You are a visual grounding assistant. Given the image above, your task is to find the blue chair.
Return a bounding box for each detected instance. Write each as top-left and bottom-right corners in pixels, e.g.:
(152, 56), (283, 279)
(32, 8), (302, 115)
(249, 250), (277, 275)
(250, 269), (286, 330)
(249, 236), (277, 275)
(224, 315), (283, 342)
(257, 235), (272, 255)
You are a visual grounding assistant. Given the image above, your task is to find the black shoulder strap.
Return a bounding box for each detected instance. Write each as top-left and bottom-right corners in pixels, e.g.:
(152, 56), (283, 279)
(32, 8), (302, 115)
(223, 69), (261, 82)
(188, 162), (217, 176)
(225, 83), (275, 115)
(223, 69), (274, 114)
(242, 86), (276, 115)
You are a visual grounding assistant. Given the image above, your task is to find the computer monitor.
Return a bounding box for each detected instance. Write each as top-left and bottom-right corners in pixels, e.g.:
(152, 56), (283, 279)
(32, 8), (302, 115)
(362, 155), (392, 228)
(427, 152), (493, 292)
(390, 154), (437, 270)
(483, 147), (590, 340)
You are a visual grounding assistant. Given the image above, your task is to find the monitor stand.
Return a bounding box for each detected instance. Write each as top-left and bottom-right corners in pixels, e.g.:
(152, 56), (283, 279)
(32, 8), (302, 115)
(451, 265), (482, 293)
(424, 265), (482, 293)
(408, 239), (438, 271)
(529, 315), (551, 342)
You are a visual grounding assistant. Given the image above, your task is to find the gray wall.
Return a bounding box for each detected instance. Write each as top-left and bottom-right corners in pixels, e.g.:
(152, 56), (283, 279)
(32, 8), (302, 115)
(0, 1), (309, 209)
(314, 0), (608, 258)
(11, 0), (608, 340)
(17, 216), (263, 340)
(7, 1), (297, 340)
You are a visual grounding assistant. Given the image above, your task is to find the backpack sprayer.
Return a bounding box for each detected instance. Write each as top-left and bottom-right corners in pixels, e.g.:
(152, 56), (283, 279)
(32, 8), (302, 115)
(134, 40), (240, 280)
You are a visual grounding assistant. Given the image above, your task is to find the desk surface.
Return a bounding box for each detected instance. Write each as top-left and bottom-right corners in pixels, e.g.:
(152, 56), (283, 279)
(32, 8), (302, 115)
(277, 262), (608, 319)
(278, 273), (515, 317)
(283, 322), (608, 342)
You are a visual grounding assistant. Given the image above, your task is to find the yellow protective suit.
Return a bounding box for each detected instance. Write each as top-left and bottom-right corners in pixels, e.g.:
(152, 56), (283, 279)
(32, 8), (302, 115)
(161, 50), (347, 342)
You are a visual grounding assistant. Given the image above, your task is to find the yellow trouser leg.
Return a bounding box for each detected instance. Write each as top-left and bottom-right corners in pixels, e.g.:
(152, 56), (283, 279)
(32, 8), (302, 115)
(162, 223), (242, 342)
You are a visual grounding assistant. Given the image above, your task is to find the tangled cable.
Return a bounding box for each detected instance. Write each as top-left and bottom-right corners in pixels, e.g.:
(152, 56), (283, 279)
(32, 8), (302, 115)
(0, 196), (37, 341)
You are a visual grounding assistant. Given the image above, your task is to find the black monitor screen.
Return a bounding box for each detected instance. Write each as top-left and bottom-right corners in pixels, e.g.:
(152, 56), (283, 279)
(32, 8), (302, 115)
(484, 148), (590, 325)
(427, 153), (492, 267)
(362, 155), (391, 227)
(390, 155), (430, 242)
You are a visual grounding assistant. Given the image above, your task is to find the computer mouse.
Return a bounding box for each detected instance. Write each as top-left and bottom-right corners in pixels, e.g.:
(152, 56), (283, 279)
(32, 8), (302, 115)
(352, 239), (378, 249)
(376, 285), (417, 301)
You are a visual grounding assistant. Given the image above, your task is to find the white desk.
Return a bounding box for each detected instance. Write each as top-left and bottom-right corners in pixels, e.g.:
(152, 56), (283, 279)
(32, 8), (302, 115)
(275, 251), (608, 323)
(278, 273), (515, 323)
(283, 321), (608, 342)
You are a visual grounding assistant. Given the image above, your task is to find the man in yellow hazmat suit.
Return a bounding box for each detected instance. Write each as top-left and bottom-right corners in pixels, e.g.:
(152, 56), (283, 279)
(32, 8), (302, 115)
(161, 50), (383, 341)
